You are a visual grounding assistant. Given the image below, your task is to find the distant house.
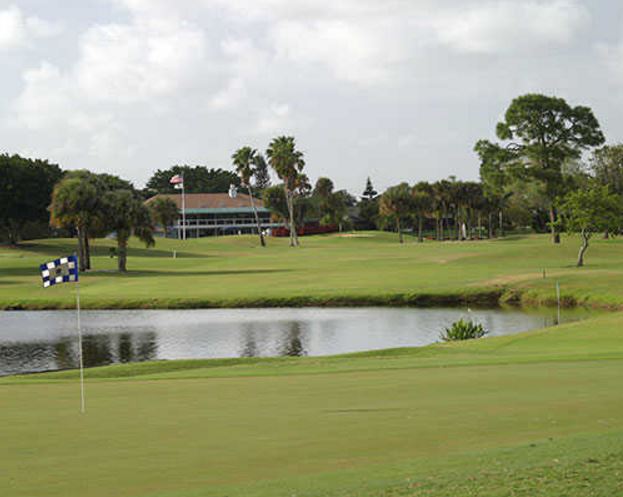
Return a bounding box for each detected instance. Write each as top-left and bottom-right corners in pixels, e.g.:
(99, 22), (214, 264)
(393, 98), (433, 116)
(146, 192), (283, 238)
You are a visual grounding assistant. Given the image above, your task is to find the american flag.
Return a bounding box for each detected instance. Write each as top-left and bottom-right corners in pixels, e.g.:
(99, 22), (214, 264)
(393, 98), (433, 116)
(170, 174), (184, 190)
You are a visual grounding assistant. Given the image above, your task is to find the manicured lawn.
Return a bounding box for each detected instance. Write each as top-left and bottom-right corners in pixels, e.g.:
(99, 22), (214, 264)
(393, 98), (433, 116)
(2, 232), (623, 309)
(2, 233), (623, 496)
(2, 313), (623, 497)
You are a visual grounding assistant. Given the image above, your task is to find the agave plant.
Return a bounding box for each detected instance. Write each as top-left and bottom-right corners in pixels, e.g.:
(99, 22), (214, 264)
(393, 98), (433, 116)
(441, 318), (488, 342)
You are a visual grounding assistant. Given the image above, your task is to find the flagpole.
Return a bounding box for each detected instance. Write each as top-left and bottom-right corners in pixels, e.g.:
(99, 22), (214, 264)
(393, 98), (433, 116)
(182, 180), (186, 241)
(76, 279), (86, 414)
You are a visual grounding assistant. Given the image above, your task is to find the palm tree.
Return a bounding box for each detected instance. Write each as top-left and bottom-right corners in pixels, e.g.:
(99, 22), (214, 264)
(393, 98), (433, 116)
(380, 183), (413, 243)
(411, 182), (433, 242)
(49, 171), (101, 271)
(252, 153), (271, 191)
(431, 180), (452, 241)
(148, 197), (179, 238)
(104, 190), (154, 272)
(266, 136), (305, 247)
(232, 146), (266, 247)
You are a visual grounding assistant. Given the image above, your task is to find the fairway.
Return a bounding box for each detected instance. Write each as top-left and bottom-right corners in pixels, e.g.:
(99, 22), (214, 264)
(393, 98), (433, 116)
(3, 232), (623, 309)
(2, 233), (623, 496)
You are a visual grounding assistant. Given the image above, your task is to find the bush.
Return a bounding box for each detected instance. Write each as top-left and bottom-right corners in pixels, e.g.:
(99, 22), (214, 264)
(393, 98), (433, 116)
(441, 318), (488, 342)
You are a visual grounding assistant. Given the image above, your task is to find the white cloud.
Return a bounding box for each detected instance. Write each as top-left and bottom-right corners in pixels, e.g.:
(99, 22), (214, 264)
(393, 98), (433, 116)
(430, 0), (589, 54)
(12, 62), (69, 130)
(209, 77), (246, 109)
(596, 28), (623, 84)
(270, 19), (409, 84)
(0, 5), (61, 50)
(256, 103), (291, 133)
(10, 61), (125, 160)
(76, 19), (206, 103)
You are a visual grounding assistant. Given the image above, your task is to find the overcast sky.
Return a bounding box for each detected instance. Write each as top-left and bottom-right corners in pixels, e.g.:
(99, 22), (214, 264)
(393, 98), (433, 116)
(1, 0), (622, 194)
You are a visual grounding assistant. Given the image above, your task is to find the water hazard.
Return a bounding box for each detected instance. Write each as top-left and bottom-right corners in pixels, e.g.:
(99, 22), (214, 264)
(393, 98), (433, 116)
(0, 307), (597, 375)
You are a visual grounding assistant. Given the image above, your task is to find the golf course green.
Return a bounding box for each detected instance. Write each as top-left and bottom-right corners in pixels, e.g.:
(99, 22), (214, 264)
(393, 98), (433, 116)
(1, 233), (623, 496)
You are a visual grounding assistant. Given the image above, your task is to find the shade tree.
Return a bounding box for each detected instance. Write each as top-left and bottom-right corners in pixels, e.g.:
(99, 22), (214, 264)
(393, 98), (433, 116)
(558, 185), (623, 267)
(103, 190), (155, 272)
(493, 94), (605, 243)
(148, 197), (179, 237)
(379, 183), (413, 243)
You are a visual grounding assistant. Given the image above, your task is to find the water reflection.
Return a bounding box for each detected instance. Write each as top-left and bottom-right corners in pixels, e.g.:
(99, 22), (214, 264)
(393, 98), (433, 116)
(0, 307), (599, 375)
(280, 322), (307, 357)
(0, 331), (157, 375)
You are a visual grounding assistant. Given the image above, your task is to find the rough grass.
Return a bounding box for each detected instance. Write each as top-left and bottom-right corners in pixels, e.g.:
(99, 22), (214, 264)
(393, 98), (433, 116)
(2, 232), (623, 310)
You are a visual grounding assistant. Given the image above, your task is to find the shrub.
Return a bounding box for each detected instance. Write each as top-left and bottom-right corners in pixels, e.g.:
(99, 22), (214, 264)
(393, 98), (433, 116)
(441, 318), (488, 342)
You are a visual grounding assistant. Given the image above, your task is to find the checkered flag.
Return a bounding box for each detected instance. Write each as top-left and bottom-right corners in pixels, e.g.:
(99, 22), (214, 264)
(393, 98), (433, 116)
(40, 255), (79, 288)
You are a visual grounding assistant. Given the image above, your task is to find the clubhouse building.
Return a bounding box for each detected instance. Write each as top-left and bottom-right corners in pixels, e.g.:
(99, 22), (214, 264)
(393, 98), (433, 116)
(146, 193), (282, 238)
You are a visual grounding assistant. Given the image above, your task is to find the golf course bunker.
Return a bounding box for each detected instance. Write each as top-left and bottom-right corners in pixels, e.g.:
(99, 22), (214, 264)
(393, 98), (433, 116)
(0, 306), (599, 375)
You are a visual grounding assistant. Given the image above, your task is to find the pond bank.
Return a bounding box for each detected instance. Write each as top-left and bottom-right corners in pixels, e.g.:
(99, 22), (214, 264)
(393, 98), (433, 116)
(1, 286), (620, 311)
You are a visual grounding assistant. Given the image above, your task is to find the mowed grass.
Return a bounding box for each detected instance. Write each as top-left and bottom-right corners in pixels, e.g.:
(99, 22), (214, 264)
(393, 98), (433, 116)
(3, 233), (623, 496)
(2, 232), (623, 309)
(2, 313), (623, 496)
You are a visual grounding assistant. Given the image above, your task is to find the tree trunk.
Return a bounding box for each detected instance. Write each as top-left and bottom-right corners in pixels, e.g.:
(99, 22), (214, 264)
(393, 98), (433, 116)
(76, 226), (87, 272)
(477, 213), (481, 240)
(397, 219), (403, 244)
(118, 233), (128, 272)
(286, 189), (297, 247)
(417, 216), (423, 243)
(498, 210), (504, 238)
(488, 213), (493, 239)
(577, 232), (589, 267)
(549, 205), (560, 244)
(84, 235), (91, 270)
(247, 185), (266, 247)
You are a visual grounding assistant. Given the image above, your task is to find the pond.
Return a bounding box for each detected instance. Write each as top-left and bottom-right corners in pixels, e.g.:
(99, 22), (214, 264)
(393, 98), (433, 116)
(0, 307), (598, 376)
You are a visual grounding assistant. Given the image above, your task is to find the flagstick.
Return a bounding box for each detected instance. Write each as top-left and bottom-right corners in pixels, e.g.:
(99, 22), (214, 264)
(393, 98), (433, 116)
(182, 181), (186, 241)
(76, 280), (86, 414)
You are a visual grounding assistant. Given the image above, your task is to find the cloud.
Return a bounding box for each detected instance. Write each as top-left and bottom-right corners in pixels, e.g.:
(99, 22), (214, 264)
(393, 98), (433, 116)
(256, 103), (291, 133)
(596, 30), (623, 85)
(76, 18), (206, 103)
(12, 62), (69, 130)
(430, 0), (589, 54)
(270, 19), (405, 84)
(0, 5), (61, 50)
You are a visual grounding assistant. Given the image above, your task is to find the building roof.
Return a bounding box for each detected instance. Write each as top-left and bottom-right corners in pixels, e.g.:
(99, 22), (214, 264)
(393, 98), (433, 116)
(146, 192), (269, 213)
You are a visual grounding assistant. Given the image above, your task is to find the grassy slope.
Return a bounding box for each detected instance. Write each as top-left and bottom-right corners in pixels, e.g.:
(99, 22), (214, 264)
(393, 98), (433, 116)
(2, 232), (623, 309)
(2, 313), (623, 497)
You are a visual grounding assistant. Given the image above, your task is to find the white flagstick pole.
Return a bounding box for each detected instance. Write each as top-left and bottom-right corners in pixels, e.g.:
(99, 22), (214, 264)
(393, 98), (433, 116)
(76, 279), (86, 414)
(182, 180), (186, 241)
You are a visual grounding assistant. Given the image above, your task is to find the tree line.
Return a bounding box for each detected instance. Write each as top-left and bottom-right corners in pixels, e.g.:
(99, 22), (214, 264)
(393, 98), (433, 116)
(374, 94), (623, 266)
(2, 93), (623, 268)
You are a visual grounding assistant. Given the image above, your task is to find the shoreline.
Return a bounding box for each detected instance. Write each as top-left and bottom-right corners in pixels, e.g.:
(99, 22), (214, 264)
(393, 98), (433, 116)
(1, 287), (621, 311)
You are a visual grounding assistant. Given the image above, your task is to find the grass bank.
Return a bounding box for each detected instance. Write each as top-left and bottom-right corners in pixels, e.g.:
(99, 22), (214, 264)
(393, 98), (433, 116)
(2, 232), (623, 310)
(2, 313), (623, 496)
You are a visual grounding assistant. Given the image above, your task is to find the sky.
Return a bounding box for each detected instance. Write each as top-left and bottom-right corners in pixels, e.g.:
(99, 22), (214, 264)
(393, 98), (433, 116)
(1, 0), (622, 194)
